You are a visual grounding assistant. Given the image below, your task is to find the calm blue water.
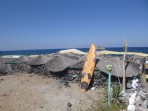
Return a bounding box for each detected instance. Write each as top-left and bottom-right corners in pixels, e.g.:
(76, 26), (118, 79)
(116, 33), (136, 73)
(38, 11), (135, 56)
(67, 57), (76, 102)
(0, 47), (148, 56)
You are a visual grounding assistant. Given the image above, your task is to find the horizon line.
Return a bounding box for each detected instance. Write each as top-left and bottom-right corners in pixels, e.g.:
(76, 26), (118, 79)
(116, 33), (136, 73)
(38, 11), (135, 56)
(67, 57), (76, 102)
(0, 46), (148, 52)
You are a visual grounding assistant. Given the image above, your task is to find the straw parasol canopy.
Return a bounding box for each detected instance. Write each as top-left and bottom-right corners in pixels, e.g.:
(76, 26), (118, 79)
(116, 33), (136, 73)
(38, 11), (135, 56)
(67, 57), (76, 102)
(61, 52), (83, 60)
(0, 64), (12, 74)
(45, 53), (79, 72)
(29, 55), (51, 65)
(69, 55), (87, 69)
(13, 56), (29, 63)
(96, 57), (140, 77)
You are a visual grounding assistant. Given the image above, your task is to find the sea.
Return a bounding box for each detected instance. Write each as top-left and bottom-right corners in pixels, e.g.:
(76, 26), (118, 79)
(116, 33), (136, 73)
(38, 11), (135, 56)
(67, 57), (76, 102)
(0, 47), (148, 56)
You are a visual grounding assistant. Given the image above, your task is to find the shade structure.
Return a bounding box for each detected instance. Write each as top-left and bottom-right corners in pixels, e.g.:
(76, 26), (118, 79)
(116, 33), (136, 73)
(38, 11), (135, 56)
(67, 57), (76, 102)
(69, 55), (87, 69)
(1, 58), (16, 64)
(13, 56), (29, 63)
(96, 57), (140, 77)
(29, 55), (51, 65)
(0, 64), (12, 74)
(61, 52), (83, 60)
(70, 54), (101, 69)
(45, 53), (80, 72)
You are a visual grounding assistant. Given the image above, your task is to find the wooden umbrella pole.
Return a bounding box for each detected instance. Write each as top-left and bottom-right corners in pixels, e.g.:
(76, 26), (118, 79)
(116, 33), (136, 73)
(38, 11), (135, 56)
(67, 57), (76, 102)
(122, 40), (128, 92)
(122, 53), (126, 92)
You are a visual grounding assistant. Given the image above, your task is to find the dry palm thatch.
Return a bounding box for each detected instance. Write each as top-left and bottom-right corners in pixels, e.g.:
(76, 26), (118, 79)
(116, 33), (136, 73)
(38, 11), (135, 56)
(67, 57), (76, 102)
(1, 58), (16, 64)
(45, 54), (79, 72)
(0, 64), (12, 74)
(61, 52), (83, 60)
(69, 55), (87, 69)
(96, 57), (140, 77)
(29, 55), (51, 65)
(13, 56), (29, 63)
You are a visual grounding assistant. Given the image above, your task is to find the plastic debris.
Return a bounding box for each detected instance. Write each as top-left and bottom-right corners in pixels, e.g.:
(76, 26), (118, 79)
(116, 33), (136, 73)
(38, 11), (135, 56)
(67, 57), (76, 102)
(91, 87), (96, 91)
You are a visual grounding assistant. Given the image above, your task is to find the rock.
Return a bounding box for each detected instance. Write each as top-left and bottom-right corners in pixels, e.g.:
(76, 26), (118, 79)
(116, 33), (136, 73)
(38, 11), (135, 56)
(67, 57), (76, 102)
(141, 89), (147, 93)
(58, 85), (62, 89)
(140, 100), (148, 111)
(67, 102), (72, 107)
(101, 76), (107, 82)
(97, 79), (103, 86)
(127, 83), (131, 89)
(91, 87), (96, 91)
(64, 81), (70, 87)
(59, 79), (65, 83)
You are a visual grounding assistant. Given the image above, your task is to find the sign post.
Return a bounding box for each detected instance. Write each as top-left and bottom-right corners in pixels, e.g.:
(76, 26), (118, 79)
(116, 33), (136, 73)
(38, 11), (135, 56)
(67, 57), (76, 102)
(107, 64), (113, 106)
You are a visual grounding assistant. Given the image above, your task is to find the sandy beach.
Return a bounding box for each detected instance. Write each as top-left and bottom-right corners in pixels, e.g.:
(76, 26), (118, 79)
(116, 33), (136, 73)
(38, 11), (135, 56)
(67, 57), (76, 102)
(0, 73), (103, 111)
(0, 49), (148, 111)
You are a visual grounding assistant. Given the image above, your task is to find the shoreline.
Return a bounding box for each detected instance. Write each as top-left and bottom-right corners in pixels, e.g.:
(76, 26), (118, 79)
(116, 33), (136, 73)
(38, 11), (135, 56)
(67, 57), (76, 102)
(1, 48), (148, 58)
(1, 49), (87, 58)
(1, 47), (148, 57)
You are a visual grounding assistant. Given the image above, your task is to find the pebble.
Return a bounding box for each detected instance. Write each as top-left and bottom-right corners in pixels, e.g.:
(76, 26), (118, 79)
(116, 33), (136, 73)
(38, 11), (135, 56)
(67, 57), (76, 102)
(142, 89), (147, 93)
(67, 102), (72, 107)
(58, 85), (62, 89)
(127, 83), (132, 89)
(91, 87), (96, 91)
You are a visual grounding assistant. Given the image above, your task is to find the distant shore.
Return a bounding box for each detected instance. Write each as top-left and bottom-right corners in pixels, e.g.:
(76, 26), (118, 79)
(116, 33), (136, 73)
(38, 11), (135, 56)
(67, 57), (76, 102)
(97, 50), (148, 57)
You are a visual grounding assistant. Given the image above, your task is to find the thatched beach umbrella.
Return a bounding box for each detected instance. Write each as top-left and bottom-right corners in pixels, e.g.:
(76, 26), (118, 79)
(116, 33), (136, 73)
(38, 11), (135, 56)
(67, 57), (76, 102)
(1, 58), (16, 64)
(69, 55), (87, 69)
(45, 54), (79, 72)
(29, 55), (51, 65)
(0, 64), (12, 74)
(13, 56), (29, 63)
(96, 57), (140, 77)
(70, 54), (101, 69)
(62, 52), (83, 60)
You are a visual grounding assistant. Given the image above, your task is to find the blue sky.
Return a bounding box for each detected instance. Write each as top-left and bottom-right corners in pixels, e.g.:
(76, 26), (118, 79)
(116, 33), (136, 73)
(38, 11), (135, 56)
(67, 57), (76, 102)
(0, 0), (148, 51)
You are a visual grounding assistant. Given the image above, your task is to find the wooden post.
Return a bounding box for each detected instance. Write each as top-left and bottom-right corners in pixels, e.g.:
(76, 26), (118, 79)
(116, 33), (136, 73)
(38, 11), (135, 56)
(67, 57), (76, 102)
(0, 50), (2, 64)
(122, 40), (128, 92)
